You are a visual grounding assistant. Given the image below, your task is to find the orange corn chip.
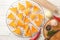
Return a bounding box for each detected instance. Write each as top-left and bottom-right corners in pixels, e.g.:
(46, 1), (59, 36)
(13, 28), (21, 35)
(24, 17), (30, 23)
(7, 13), (15, 20)
(33, 5), (39, 12)
(37, 14), (44, 20)
(10, 7), (17, 13)
(24, 28), (31, 37)
(18, 3), (25, 10)
(23, 24), (29, 31)
(34, 20), (42, 27)
(17, 13), (23, 19)
(17, 20), (24, 27)
(24, 8), (30, 16)
(26, 1), (32, 8)
(9, 21), (17, 28)
(30, 14), (36, 20)
(31, 26), (38, 34)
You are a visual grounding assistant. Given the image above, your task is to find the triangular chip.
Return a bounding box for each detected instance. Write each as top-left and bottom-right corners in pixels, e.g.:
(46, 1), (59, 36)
(23, 24), (29, 31)
(37, 14), (44, 20)
(10, 7), (17, 13)
(7, 13), (15, 20)
(26, 1), (32, 8)
(13, 28), (21, 35)
(24, 17), (30, 23)
(24, 29), (31, 37)
(17, 13), (23, 19)
(33, 5), (39, 12)
(9, 21), (17, 28)
(17, 20), (24, 27)
(24, 8), (30, 16)
(34, 20), (42, 27)
(18, 2), (25, 10)
(31, 26), (38, 34)
(30, 14), (36, 20)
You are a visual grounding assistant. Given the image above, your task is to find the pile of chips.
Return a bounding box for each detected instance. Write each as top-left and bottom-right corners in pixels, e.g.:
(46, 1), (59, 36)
(7, 0), (44, 37)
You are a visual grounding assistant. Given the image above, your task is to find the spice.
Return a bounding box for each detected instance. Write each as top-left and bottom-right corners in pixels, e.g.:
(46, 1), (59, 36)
(30, 29), (41, 40)
(47, 30), (57, 37)
(53, 16), (60, 22)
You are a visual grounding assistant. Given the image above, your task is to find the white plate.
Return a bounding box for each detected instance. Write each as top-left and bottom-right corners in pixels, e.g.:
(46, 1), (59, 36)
(6, 0), (44, 39)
